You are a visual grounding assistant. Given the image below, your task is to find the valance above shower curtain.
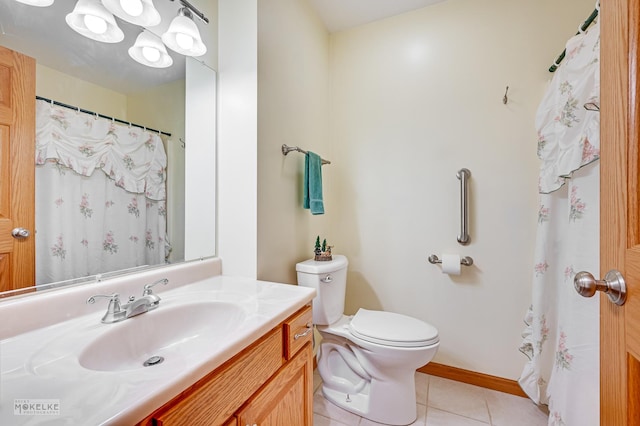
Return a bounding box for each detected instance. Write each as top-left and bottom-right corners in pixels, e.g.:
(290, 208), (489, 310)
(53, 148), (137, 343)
(35, 100), (170, 285)
(519, 17), (600, 426)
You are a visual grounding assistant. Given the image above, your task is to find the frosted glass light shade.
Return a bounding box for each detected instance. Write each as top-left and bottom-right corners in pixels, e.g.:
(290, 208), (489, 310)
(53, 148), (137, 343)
(66, 0), (124, 43)
(128, 31), (173, 68)
(15, 0), (55, 6)
(161, 10), (206, 57)
(101, 0), (161, 26)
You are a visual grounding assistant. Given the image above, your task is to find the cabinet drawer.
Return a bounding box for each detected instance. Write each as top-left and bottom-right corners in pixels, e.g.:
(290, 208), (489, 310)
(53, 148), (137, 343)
(283, 305), (312, 360)
(152, 327), (283, 426)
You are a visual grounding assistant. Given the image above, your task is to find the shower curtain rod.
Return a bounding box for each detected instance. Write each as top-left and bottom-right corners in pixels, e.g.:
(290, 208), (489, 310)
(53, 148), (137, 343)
(36, 96), (172, 137)
(549, 7), (599, 72)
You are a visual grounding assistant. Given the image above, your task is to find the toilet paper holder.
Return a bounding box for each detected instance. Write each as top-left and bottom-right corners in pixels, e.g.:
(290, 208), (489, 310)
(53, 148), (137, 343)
(428, 254), (474, 266)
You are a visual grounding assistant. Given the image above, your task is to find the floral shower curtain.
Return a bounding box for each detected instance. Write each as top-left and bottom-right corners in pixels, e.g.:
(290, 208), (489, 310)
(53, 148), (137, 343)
(518, 18), (600, 426)
(35, 100), (170, 285)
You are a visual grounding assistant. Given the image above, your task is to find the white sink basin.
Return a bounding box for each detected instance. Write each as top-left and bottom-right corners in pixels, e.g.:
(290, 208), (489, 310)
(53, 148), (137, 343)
(78, 300), (246, 372)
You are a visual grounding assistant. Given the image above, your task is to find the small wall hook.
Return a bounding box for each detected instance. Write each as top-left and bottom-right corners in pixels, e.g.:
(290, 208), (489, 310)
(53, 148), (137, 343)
(503, 86), (509, 105)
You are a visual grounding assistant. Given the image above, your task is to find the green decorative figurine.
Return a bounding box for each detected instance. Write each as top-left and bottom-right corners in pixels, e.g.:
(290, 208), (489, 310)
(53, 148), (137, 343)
(314, 236), (333, 261)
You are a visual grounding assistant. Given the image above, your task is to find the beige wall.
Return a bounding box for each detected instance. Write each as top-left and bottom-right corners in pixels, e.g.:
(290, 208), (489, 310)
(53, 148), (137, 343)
(36, 64), (127, 118)
(256, 0), (595, 380)
(257, 0), (332, 282)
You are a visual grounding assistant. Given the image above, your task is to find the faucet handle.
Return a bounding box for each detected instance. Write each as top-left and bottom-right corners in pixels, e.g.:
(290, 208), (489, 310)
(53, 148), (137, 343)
(87, 293), (121, 307)
(143, 278), (169, 296)
(87, 293), (124, 323)
(142, 278), (169, 306)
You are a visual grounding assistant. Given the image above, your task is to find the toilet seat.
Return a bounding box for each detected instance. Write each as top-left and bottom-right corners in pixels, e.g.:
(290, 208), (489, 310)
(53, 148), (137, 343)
(348, 309), (439, 348)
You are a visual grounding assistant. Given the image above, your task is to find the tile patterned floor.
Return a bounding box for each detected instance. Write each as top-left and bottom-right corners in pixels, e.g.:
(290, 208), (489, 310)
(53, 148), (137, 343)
(312, 371), (549, 426)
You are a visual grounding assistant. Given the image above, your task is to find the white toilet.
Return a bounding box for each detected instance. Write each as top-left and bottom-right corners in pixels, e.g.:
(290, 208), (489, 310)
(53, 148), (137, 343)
(296, 255), (439, 426)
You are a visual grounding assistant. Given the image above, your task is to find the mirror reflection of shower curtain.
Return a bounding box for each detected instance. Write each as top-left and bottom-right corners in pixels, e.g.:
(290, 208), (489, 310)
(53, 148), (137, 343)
(34, 100), (170, 285)
(518, 19), (600, 426)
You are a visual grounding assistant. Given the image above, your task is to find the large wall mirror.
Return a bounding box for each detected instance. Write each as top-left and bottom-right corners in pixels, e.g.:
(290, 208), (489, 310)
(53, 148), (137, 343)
(0, 0), (217, 298)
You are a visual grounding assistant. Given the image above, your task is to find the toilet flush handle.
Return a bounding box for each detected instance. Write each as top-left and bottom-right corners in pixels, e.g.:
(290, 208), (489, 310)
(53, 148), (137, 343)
(321, 275), (333, 283)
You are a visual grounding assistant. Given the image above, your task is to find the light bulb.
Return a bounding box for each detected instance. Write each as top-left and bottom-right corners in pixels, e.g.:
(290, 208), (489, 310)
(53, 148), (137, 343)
(83, 14), (107, 34)
(15, 0), (55, 6)
(142, 46), (161, 63)
(120, 0), (143, 17)
(175, 33), (194, 51)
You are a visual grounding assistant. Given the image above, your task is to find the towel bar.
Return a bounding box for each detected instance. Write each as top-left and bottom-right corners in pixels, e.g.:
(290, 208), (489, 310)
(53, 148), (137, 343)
(282, 144), (331, 165)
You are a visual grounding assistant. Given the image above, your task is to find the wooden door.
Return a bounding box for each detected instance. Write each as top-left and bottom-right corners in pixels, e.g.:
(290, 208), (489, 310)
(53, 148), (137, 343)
(0, 46), (35, 293)
(601, 0), (640, 424)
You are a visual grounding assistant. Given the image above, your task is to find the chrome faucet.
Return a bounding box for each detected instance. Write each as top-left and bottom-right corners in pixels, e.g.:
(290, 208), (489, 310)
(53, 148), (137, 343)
(87, 278), (170, 324)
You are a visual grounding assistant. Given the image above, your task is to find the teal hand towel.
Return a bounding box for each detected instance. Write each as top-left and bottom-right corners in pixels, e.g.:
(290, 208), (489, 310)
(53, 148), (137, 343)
(303, 151), (324, 215)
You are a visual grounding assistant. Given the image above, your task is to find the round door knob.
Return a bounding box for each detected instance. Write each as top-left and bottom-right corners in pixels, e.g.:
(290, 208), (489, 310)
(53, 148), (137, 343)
(574, 270), (627, 306)
(11, 227), (30, 239)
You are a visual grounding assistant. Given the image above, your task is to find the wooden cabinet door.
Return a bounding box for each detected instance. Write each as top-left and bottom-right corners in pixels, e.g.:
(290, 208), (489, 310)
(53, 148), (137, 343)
(236, 343), (313, 426)
(0, 46), (35, 293)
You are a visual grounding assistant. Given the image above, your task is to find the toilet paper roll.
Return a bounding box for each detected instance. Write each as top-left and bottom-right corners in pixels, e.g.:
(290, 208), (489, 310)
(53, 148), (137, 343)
(441, 254), (461, 275)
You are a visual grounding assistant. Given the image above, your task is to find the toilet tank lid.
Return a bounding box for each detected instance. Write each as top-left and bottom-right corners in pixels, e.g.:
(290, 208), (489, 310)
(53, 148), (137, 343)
(296, 255), (348, 274)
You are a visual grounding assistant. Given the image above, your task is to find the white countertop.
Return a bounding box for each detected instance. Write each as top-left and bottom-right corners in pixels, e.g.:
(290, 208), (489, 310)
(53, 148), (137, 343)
(0, 270), (315, 425)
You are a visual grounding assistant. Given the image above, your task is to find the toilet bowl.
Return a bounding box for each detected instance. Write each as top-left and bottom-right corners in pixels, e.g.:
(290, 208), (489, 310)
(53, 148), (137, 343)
(296, 255), (439, 426)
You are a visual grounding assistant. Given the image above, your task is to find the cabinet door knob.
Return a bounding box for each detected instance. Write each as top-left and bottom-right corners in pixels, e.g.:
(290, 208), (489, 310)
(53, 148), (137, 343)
(574, 270), (627, 306)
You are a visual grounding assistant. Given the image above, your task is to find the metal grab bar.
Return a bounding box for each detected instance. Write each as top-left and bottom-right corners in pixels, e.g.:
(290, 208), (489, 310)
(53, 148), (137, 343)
(457, 168), (471, 245)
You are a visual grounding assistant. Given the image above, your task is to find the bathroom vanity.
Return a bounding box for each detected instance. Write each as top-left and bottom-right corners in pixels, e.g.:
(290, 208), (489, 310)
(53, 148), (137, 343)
(0, 258), (316, 425)
(140, 305), (313, 425)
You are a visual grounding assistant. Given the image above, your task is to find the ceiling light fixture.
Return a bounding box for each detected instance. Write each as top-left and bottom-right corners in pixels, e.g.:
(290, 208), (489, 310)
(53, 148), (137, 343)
(66, 0), (124, 43)
(25, 0), (209, 69)
(161, 7), (206, 57)
(128, 30), (173, 68)
(101, 0), (161, 27)
(14, 0), (55, 6)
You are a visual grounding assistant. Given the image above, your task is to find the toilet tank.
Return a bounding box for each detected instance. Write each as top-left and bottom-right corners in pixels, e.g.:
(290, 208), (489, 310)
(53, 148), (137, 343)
(296, 255), (348, 325)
